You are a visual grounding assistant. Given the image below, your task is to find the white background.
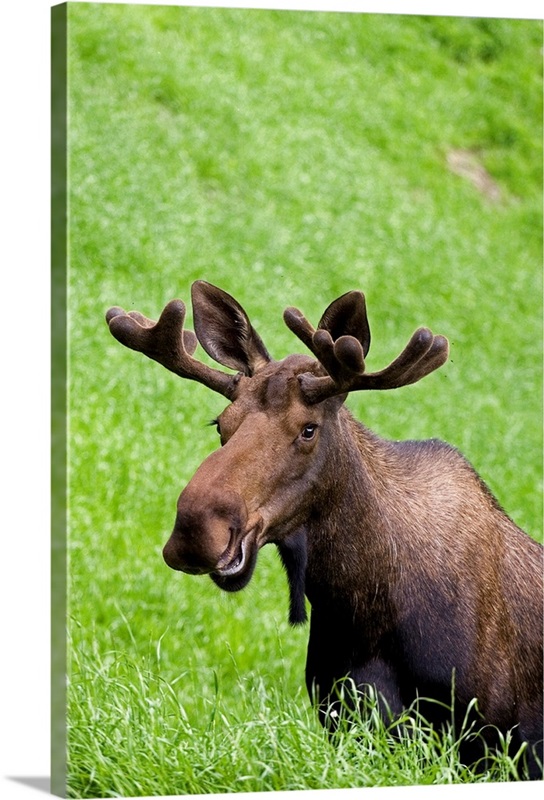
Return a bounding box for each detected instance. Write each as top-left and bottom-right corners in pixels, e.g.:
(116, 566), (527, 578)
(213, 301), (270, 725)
(1, 1), (542, 799)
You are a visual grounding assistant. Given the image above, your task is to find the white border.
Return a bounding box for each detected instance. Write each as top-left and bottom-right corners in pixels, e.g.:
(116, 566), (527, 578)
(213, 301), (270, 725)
(1, 1), (541, 799)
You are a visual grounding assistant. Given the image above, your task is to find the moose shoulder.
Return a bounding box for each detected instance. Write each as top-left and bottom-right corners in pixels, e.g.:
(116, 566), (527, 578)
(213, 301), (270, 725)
(106, 281), (543, 778)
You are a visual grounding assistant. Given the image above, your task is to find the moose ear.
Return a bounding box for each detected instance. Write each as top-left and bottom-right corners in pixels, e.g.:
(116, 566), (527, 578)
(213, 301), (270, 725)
(318, 290), (371, 357)
(191, 281), (271, 376)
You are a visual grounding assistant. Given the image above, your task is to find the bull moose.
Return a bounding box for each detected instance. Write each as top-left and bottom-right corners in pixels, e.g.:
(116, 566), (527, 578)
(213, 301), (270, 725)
(106, 280), (543, 778)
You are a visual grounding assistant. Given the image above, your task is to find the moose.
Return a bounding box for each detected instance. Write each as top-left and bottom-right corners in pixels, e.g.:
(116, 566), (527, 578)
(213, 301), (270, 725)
(106, 281), (543, 777)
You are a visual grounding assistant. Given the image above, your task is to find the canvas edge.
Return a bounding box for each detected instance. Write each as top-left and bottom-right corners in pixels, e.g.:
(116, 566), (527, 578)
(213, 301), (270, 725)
(51, 2), (68, 797)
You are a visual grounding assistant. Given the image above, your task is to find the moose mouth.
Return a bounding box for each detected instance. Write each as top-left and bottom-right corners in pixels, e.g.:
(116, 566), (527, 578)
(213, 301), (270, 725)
(211, 530), (260, 593)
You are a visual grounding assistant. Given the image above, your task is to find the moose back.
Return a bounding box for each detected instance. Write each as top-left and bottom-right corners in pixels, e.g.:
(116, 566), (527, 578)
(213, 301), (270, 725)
(106, 281), (543, 777)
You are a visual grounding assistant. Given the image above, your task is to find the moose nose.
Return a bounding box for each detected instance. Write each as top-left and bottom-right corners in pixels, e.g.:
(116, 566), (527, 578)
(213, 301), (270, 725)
(162, 537), (211, 574)
(162, 488), (249, 574)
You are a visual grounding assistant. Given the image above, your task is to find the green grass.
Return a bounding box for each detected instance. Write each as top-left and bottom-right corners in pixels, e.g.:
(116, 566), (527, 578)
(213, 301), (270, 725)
(68, 644), (529, 798)
(65, 3), (542, 797)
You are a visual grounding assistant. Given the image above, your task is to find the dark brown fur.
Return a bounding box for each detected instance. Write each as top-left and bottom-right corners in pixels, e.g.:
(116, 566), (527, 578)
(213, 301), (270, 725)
(106, 282), (543, 778)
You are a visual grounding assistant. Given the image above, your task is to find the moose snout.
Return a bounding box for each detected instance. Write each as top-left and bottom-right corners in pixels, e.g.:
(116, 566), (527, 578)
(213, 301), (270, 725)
(162, 487), (250, 574)
(162, 535), (211, 574)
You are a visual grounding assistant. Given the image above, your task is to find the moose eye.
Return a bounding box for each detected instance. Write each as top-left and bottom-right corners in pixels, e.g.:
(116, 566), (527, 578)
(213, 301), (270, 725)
(301, 423), (318, 441)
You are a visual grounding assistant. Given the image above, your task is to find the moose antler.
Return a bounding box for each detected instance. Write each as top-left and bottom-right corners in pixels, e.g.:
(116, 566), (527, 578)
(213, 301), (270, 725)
(284, 291), (449, 404)
(106, 298), (238, 399)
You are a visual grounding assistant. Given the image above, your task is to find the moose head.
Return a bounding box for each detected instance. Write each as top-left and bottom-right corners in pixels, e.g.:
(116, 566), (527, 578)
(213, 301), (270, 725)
(106, 281), (448, 593)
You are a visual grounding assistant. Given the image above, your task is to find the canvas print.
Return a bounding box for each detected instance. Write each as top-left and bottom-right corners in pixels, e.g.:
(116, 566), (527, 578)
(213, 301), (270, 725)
(51, 2), (543, 797)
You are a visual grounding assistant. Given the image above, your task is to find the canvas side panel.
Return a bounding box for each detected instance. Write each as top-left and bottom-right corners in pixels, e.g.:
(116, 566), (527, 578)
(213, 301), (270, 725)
(51, 3), (68, 797)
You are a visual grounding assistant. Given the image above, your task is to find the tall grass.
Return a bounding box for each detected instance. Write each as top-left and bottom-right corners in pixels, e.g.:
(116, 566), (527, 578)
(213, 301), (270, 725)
(65, 4), (542, 797)
(68, 642), (528, 798)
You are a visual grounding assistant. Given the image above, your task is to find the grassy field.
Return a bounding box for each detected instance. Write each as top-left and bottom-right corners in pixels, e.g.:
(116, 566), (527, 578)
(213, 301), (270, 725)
(65, 4), (542, 797)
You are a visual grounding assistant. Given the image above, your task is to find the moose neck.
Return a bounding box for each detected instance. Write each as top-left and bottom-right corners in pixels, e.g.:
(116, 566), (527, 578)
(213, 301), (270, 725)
(304, 406), (397, 612)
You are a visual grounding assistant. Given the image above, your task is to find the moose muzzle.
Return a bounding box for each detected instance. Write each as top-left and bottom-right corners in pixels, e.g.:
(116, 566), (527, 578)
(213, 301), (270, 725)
(162, 482), (260, 576)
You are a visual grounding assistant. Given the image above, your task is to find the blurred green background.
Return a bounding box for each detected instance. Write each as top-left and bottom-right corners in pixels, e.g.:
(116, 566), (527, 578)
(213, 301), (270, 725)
(65, 3), (542, 795)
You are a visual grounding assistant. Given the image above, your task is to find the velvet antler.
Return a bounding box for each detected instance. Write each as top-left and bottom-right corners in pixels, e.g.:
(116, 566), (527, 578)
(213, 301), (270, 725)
(106, 298), (238, 399)
(284, 291), (449, 404)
